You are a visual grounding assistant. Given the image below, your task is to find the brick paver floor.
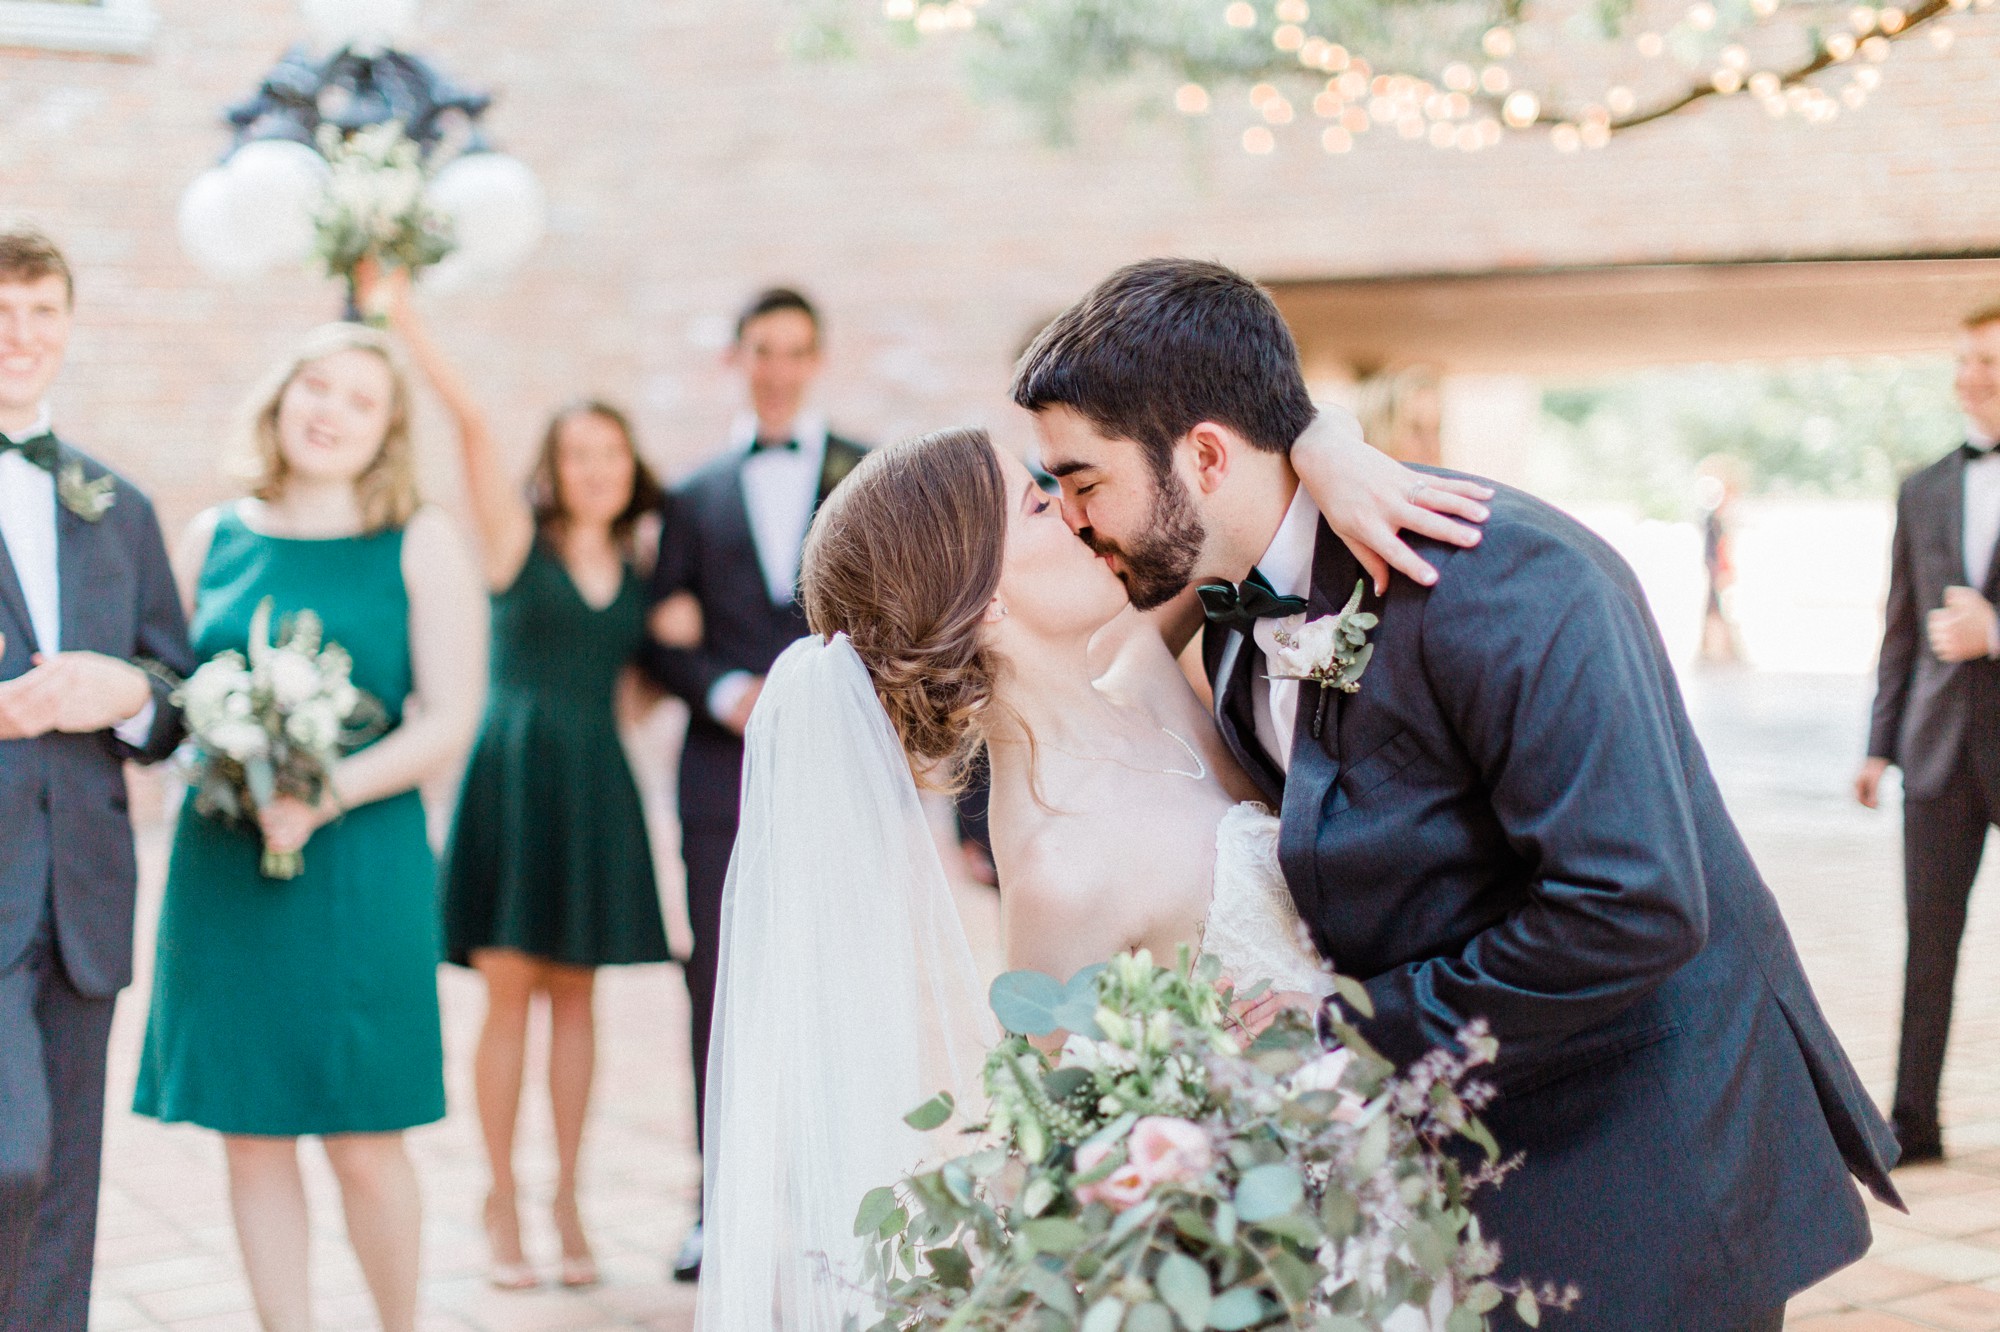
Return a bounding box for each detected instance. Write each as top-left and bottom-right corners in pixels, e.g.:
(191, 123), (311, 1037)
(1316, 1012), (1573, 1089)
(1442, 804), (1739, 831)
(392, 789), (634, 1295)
(84, 669), (2000, 1331)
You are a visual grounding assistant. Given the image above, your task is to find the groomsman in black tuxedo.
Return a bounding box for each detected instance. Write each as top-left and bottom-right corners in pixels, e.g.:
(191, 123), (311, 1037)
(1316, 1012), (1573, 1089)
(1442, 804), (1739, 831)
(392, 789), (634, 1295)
(645, 288), (865, 1279)
(0, 226), (193, 1331)
(1859, 301), (2000, 1164)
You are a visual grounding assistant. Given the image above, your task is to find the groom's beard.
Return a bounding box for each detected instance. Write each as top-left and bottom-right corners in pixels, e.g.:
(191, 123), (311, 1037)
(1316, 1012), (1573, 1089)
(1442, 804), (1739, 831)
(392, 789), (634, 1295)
(1085, 470), (1207, 611)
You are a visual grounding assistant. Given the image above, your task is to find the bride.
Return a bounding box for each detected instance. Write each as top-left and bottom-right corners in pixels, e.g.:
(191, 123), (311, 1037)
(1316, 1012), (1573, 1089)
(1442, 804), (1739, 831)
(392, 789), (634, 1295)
(696, 413), (1487, 1329)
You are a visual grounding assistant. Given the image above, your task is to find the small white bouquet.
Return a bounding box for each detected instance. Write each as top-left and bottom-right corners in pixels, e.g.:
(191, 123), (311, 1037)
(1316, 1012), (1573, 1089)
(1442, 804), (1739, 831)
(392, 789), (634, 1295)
(175, 598), (385, 879)
(311, 121), (455, 290)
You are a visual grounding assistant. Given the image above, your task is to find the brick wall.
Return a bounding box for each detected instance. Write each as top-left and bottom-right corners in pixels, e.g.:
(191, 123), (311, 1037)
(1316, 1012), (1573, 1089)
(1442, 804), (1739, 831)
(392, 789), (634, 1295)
(3, 0), (1998, 533)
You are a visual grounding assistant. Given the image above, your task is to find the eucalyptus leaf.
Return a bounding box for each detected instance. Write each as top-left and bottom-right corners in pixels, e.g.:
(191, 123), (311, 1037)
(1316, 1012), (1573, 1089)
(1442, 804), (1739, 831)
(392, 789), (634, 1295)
(1023, 1172), (1060, 1217)
(1515, 1292), (1541, 1327)
(1053, 963), (1110, 1037)
(1264, 1246), (1318, 1305)
(905, 1091), (955, 1131)
(1233, 1163), (1303, 1223)
(1214, 1203), (1237, 1247)
(854, 1185), (895, 1239)
(925, 1245), (974, 1290)
(991, 970), (1067, 1035)
(1154, 1251), (1212, 1330)
(1126, 1302), (1174, 1332)
(1081, 1297), (1126, 1332)
(1329, 974), (1375, 1020)
(1447, 1308), (1484, 1332)
(1021, 1216), (1090, 1254)
(1205, 1287), (1270, 1330)
(1044, 1066), (1093, 1101)
(1106, 1197), (1159, 1248)
(1021, 1260), (1081, 1316)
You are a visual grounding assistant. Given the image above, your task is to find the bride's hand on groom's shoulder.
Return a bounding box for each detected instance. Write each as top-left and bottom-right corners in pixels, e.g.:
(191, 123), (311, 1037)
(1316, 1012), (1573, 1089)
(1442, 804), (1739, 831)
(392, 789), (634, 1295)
(1291, 407), (1494, 595)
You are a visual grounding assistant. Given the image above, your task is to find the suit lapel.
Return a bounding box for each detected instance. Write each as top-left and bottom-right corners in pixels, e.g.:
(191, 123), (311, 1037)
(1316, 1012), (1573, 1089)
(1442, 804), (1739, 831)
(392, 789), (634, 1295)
(1210, 627), (1284, 804)
(1943, 449), (1969, 583)
(56, 467), (90, 655)
(0, 532), (36, 659)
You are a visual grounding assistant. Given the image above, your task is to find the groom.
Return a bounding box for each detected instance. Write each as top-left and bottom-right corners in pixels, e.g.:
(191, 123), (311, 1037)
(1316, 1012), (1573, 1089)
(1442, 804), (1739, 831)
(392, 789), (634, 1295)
(1014, 259), (1900, 1331)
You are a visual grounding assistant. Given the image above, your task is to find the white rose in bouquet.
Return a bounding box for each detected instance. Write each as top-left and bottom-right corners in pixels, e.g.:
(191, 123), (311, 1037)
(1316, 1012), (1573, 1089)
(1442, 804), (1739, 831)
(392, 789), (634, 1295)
(264, 648), (321, 710)
(207, 718), (270, 763)
(284, 699), (343, 753)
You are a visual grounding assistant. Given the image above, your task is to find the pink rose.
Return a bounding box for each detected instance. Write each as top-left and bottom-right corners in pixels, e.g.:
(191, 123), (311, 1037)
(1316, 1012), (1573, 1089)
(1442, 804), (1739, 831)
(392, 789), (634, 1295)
(1127, 1117), (1214, 1188)
(1073, 1141), (1154, 1212)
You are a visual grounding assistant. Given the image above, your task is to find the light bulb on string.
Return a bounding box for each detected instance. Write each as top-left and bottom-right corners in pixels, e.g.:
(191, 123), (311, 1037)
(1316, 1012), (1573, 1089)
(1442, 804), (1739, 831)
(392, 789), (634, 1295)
(1175, 83), (1212, 114)
(1879, 6), (1907, 31)
(1274, 24), (1305, 51)
(1242, 126), (1276, 153)
(1262, 95), (1296, 123)
(1551, 123), (1582, 151)
(1749, 70), (1782, 97)
(1824, 30), (1857, 57)
(1929, 23), (1955, 47)
(1712, 67), (1745, 92)
(1442, 62), (1475, 91)
(1322, 126), (1354, 152)
(1501, 90), (1540, 126)
(1686, 2), (1719, 31)
(1848, 6), (1877, 32)
(1250, 82), (1280, 106)
(1861, 33), (1891, 57)
(1313, 90), (1342, 116)
(1480, 64), (1511, 93)
(1606, 85), (1637, 115)
(1481, 26), (1516, 57)
(1224, 2), (1256, 29)
(1636, 31), (1666, 56)
(1275, 0), (1310, 19)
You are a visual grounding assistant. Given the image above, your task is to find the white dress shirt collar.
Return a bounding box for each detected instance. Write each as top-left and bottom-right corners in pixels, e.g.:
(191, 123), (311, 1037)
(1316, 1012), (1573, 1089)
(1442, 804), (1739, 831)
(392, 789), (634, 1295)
(0, 401), (60, 654)
(1968, 422), (1998, 455)
(0, 401), (53, 445)
(727, 409), (829, 460)
(1253, 477), (1321, 601)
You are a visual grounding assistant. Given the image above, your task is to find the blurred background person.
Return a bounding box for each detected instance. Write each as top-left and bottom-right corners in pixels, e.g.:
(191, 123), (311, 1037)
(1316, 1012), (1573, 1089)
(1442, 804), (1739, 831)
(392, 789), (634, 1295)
(131, 323), (486, 1332)
(1353, 364), (1444, 467)
(382, 272), (672, 1292)
(644, 287), (866, 1282)
(1696, 453), (1746, 665)
(1856, 301), (2000, 1165)
(0, 225), (193, 1332)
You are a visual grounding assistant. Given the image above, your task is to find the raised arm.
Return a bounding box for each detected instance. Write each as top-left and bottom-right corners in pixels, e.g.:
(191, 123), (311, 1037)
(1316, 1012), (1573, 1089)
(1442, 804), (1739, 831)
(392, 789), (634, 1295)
(327, 506), (489, 809)
(378, 269), (534, 590)
(1291, 405), (1491, 596)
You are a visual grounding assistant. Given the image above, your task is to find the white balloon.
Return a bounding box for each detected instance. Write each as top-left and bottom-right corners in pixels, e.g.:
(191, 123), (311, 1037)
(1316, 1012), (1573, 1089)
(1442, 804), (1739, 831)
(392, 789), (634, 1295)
(177, 167), (269, 281)
(222, 139), (330, 269)
(424, 152), (545, 283)
(298, 0), (418, 54)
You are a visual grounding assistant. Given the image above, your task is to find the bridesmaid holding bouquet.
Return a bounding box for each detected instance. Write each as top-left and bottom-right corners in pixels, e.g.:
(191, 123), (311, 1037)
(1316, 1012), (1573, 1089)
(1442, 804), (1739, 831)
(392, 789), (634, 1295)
(384, 273), (672, 1289)
(134, 321), (487, 1332)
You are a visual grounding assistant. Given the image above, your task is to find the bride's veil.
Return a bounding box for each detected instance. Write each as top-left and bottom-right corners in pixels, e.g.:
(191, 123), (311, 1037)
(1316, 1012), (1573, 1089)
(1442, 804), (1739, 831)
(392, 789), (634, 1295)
(695, 633), (997, 1331)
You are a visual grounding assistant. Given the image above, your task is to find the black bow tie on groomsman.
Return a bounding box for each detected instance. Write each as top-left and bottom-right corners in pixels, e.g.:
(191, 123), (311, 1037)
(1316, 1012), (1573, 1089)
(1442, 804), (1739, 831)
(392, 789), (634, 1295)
(1197, 569), (1309, 635)
(752, 436), (799, 453)
(1963, 441), (1999, 463)
(0, 430), (59, 472)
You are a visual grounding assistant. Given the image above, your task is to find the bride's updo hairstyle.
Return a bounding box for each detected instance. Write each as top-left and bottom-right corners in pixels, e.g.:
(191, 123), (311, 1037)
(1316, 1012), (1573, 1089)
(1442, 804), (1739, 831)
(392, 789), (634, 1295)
(800, 427), (1007, 787)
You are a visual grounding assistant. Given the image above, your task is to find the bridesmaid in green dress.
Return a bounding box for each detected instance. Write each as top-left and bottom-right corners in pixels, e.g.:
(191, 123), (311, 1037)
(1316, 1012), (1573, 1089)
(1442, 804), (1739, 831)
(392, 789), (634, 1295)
(134, 322), (488, 1332)
(386, 274), (671, 1290)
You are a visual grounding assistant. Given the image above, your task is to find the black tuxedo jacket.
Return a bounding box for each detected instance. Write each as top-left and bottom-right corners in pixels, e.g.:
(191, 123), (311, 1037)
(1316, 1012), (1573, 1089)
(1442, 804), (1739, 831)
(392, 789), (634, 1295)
(1868, 444), (2000, 800)
(0, 442), (192, 997)
(644, 435), (865, 830)
(1205, 477), (1898, 1330)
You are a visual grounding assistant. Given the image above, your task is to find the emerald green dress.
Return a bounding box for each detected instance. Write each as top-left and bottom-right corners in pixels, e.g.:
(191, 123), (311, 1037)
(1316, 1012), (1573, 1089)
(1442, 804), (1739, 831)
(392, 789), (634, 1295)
(438, 541), (668, 968)
(134, 508), (445, 1136)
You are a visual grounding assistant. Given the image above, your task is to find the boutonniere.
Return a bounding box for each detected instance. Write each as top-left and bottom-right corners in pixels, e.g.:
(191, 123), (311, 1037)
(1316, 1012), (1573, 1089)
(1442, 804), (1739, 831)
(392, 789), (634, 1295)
(56, 461), (117, 523)
(1267, 579), (1377, 737)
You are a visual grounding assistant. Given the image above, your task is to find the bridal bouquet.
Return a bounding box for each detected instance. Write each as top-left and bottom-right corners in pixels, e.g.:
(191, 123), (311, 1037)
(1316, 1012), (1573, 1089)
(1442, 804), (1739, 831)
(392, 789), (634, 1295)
(854, 951), (1573, 1331)
(175, 598), (384, 880)
(311, 121), (455, 287)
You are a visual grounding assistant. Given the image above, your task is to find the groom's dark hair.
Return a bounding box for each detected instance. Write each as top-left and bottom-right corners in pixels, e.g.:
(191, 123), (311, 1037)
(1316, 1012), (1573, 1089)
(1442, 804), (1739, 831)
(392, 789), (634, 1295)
(1011, 258), (1315, 475)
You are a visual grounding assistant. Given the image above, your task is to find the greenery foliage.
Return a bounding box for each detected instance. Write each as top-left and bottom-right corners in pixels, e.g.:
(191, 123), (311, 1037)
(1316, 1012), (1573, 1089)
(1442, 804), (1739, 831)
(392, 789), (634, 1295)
(852, 949), (1574, 1330)
(1531, 356), (1960, 517)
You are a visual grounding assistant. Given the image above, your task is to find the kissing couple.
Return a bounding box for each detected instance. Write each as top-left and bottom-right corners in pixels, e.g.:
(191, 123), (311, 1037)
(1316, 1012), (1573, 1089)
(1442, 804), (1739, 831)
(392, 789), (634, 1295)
(697, 260), (1902, 1331)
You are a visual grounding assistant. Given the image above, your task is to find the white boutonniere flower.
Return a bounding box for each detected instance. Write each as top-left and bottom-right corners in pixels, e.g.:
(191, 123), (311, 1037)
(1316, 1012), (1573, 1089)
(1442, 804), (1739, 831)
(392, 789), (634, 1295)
(1267, 580), (1378, 736)
(56, 461), (117, 522)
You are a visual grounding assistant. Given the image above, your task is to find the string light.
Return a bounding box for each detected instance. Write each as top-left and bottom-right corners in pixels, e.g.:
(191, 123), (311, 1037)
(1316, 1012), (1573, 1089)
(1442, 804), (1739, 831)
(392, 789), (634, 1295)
(880, 0), (1961, 157)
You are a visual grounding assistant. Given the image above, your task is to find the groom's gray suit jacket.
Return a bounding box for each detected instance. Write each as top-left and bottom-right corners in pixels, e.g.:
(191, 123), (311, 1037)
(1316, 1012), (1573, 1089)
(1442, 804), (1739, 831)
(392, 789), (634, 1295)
(0, 443), (191, 996)
(1204, 478), (1899, 1331)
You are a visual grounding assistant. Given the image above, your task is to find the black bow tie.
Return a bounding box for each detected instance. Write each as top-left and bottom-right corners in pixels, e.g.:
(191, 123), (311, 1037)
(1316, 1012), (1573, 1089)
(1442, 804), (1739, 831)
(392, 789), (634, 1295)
(0, 431), (58, 472)
(752, 437), (799, 453)
(1196, 569), (1308, 635)
(1964, 442), (1999, 464)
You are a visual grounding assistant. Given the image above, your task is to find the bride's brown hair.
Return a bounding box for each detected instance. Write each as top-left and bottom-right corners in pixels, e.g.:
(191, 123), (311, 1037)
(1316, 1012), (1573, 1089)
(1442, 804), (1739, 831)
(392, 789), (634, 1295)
(800, 427), (1006, 789)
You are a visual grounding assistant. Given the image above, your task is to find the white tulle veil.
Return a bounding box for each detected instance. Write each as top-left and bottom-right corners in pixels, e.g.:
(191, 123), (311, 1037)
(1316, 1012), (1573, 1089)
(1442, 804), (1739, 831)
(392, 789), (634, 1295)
(696, 633), (997, 1331)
